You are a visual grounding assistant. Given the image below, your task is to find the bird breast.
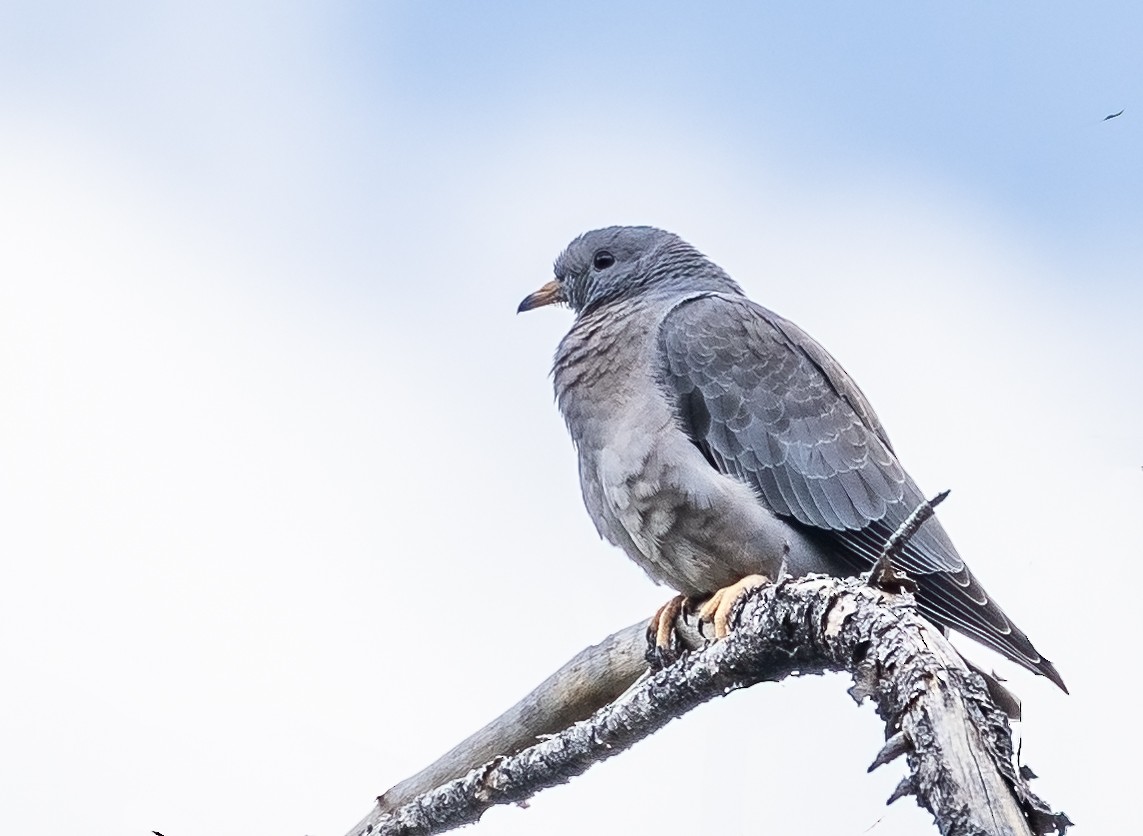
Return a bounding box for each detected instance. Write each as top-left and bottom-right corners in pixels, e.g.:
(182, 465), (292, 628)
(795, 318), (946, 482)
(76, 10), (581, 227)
(552, 303), (800, 595)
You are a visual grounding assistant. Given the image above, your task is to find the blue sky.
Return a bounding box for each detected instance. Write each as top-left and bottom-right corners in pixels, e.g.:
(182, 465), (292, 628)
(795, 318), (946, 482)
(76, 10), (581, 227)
(2, 4), (1140, 835)
(6, 3), (1139, 279)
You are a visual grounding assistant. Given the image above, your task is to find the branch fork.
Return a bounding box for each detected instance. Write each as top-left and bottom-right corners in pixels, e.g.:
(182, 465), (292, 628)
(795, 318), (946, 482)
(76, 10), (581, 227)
(348, 574), (1069, 836)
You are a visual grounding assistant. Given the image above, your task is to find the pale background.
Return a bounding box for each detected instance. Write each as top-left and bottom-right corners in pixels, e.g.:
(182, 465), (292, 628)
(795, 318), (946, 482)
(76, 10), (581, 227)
(2, 3), (1140, 835)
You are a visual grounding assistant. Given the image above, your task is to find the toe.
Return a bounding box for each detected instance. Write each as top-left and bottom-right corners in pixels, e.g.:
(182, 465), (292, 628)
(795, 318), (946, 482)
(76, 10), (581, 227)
(697, 574), (770, 639)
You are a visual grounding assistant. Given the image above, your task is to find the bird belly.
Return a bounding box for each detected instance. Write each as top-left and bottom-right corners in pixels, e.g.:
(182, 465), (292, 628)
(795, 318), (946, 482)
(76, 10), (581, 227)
(585, 432), (836, 598)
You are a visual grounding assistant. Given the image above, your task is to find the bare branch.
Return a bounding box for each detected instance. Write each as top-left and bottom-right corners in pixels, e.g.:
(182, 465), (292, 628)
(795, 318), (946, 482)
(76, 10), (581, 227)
(374, 621), (650, 812)
(346, 576), (1070, 836)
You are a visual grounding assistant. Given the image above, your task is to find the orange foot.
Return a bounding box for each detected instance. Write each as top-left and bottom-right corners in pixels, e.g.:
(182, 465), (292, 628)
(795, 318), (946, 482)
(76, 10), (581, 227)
(645, 594), (689, 667)
(649, 594), (688, 651)
(696, 574), (771, 639)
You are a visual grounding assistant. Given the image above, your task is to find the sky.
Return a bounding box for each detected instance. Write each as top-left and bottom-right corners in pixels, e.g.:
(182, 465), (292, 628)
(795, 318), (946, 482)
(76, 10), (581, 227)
(1, 3), (1140, 835)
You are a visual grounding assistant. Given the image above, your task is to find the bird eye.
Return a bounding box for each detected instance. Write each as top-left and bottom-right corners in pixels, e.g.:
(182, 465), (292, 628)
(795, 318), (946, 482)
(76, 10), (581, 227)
(593, 251), (616, 270)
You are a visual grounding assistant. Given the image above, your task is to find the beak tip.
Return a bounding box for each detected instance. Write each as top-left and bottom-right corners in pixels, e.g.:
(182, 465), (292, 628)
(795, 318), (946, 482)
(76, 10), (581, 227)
(517, 279), (563, 314)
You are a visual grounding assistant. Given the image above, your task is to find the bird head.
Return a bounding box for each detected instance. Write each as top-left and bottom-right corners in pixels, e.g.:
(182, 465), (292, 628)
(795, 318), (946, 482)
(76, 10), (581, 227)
(517, 226), (740, 316)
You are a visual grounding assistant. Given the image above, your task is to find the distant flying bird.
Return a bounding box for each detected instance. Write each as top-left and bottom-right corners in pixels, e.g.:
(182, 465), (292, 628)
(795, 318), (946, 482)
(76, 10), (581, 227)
(1104, 109), (1124, 121)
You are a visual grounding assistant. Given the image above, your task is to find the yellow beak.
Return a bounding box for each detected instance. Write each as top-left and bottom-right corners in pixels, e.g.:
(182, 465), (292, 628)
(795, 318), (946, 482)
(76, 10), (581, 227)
(517, 279), (564, 313)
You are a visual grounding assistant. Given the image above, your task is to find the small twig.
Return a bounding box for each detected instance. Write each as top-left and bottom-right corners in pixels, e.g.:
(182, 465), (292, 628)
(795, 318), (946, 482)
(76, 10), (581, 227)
(867, 490), (950, 591)
(868, 731), (910, 771)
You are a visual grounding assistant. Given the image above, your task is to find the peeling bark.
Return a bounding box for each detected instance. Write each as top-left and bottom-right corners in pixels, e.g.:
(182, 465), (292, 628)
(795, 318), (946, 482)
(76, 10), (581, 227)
(347, 576), (1070, 836)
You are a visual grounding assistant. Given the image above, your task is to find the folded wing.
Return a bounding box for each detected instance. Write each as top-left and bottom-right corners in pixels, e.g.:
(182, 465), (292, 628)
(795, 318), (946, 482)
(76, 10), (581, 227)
(657, 292), (1064, 690)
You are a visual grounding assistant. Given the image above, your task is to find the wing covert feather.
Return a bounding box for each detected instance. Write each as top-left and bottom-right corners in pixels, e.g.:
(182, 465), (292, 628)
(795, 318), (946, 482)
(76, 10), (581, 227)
(655, 293), (1063, 687)
(657, 293), (910, 537)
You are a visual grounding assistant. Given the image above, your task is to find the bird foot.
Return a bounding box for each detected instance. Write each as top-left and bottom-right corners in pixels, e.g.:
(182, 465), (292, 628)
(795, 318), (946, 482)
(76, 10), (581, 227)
(696, 574), (770, 639)
(645, 594), (690, 669)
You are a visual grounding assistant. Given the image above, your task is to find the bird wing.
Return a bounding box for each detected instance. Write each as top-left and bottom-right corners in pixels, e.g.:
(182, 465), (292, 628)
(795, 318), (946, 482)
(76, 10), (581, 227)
(656, 292), (1063, 687)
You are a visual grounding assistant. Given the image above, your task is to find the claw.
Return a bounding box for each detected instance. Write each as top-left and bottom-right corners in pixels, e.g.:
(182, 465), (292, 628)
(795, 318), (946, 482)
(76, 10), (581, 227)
(645, 594), (688, 668)
(696, 574), (770, 638)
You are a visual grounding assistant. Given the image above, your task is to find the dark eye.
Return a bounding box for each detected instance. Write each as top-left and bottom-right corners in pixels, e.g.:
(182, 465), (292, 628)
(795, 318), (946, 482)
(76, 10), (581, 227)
(592, 251), (615, 270)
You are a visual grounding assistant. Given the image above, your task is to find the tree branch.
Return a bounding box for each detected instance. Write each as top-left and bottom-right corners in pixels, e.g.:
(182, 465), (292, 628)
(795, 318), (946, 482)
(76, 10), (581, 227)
(373, 621), (651, 813)
(346, 576), (1070, 836)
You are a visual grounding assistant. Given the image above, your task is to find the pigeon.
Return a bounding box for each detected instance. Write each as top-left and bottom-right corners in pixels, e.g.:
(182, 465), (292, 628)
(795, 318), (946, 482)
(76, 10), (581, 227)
(519, 226), (1066, 692)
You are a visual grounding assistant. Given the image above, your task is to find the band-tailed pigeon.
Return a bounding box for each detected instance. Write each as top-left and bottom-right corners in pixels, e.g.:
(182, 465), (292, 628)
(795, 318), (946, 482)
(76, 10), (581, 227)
(519, 226), (1065, 691)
